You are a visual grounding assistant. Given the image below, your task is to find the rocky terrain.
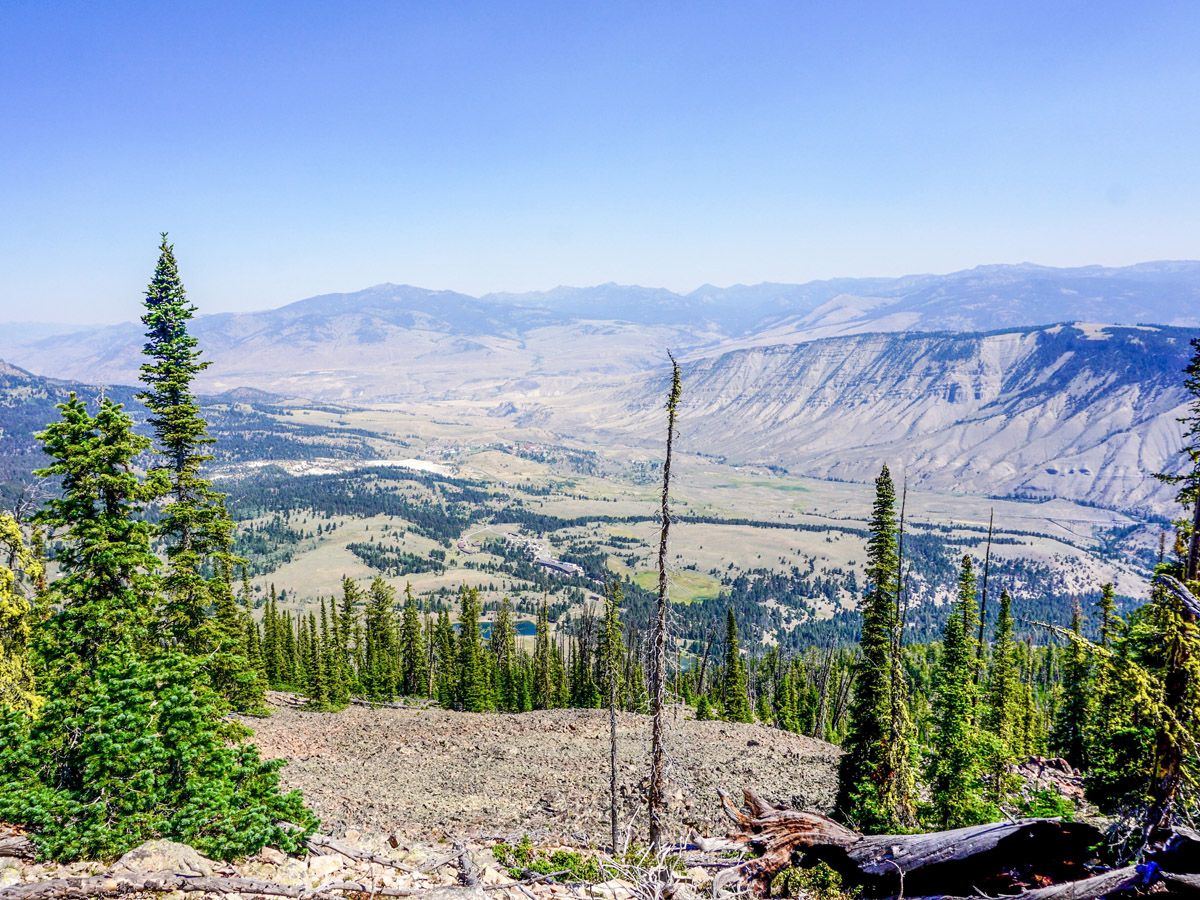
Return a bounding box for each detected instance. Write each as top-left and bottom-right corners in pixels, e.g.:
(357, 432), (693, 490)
(247, 701), (840, 848)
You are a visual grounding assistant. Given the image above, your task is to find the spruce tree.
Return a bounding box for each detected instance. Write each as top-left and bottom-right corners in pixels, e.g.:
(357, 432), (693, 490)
(362, 577), (398, 701)
(137, 236), (260, 710)
(722, 608), (753, 722)
(0, 396), (315, 862)
(983, 589), (1021, 805)
(1051, 600), (1089, 769)
(457, 587), (491, 711)
(533, 600), (554, 709)
(926, 555), (993, 828)
(203, 563), (268, 714)
(400, 584), (428, 696)
(338, 577), (363, 696)
(625, 638), (649, 714)
(434, 609), (457, 708)
(836, 465), (916, 831)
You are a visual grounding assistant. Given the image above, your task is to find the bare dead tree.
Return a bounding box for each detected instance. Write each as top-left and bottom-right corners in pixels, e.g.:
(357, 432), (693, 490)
(604, 576), (623, 854)
(814, 644), (834, 740)
(648, 352), (682, 852)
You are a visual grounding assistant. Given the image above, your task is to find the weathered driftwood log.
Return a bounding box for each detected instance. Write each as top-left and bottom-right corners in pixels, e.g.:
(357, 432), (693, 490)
(1165, 871), (1200, 895)
(0, 832), (36, 862)
(0, 872), (427, 900)
(306, 832), (414, 871)
(720, 789), (1103, 897)
(906, 865), (1153, 900)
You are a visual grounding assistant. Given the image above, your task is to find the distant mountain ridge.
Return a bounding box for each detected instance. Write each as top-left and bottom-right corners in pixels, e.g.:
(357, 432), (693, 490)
(2, 261), (1199, 397)
(2, 262), (1198, 515)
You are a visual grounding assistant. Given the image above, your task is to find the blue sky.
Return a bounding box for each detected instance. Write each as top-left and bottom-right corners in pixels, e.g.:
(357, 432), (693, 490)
(1, 1), (1198, 323)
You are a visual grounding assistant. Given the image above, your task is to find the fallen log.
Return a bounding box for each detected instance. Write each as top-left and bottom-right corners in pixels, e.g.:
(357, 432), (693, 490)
(0, 832), (36, 862)
(905, 864), (1152, 900)
(720, 789), (1102, 896)
(1165, 871), (1200, 895)
(306, 832), (414, 871)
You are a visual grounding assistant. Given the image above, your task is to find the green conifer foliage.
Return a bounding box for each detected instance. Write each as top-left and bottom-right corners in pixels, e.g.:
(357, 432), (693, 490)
(533, 600), (555, 709)
(836, 465), (916, 831)
(434, 609), (456, 708)
(925, 556), (994, 828)
(137, 236), (260, 710)
(0, 514), (42, 714)
(457, 587), (492, 711)
(1051, 600), (1090, 769)
(0, 396), (315, 862)
(625, 638), (649, 714)
(722, 608), (753, 722)
(362, 577), (397, 701)
(202, 563), (267, 714)
(400, 585), (429, 696)
(491, 596), (518, 709)
(338, 577), (363, 696)
(983, 589), (1021, 805)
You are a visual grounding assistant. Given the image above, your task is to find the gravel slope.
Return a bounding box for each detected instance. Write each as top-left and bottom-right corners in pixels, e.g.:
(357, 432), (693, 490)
(248, 703), (840, 847)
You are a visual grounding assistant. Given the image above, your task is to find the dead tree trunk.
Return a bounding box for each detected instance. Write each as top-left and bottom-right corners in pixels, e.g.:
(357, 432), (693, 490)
(813, 645), (834, 739)
(719, 789), (1107, 897)
(648, 352), (682, 853)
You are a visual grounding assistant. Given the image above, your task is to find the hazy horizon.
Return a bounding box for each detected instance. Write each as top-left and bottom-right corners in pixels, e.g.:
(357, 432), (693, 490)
(3, 2), (1199, 323)
(2, 256), (1199, 328)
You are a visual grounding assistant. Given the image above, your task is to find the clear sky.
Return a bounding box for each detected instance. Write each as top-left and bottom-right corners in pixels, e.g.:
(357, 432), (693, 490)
(2, 1), (1198, 323)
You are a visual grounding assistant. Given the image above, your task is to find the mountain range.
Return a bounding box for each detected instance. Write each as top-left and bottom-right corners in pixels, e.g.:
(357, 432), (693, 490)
(2, 261), (1198, 514)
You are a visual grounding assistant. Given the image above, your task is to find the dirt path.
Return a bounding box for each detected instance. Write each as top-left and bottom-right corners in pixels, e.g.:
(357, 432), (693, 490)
(248, 703), (840, 847)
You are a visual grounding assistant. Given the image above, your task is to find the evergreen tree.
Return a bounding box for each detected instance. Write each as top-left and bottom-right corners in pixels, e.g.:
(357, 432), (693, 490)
(337, 577), (363, 696)
(203, 563), (267, 713)
(925, 556), (993, 828)
(1051, 600), (1089, 769)
(362, 577), (398, 701)
(722, 608), (753, 722)
(533, 600), (554, 709)
(0, 514), (42, 714)
(836, 465), (916, 831)
(434, 609), (456, 708)
(983, 589), (1021, 805)
(137, 236), (261, 710)
(491, 596), (518, 709)
(0, 396), (315, 862)
(625, 637), (649, 714)
(399, 585), (428, 696)
(457, 587), (491, 712)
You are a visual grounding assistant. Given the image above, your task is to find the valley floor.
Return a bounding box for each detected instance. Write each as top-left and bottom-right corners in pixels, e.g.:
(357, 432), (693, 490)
(247, 700), (840, 847)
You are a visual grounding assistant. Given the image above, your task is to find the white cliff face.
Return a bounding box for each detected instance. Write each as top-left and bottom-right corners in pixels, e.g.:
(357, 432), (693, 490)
(600, 324), (1194, 514)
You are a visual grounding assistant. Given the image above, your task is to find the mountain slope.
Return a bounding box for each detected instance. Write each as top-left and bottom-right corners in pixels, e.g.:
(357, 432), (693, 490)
(593, 323), (1197, 512)
(3, 262), (1199, 400)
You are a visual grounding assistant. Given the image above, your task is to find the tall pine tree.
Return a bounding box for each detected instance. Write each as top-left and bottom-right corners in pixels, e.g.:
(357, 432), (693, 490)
(836, 465), (916, 831)
(137, 236), (260, 710)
